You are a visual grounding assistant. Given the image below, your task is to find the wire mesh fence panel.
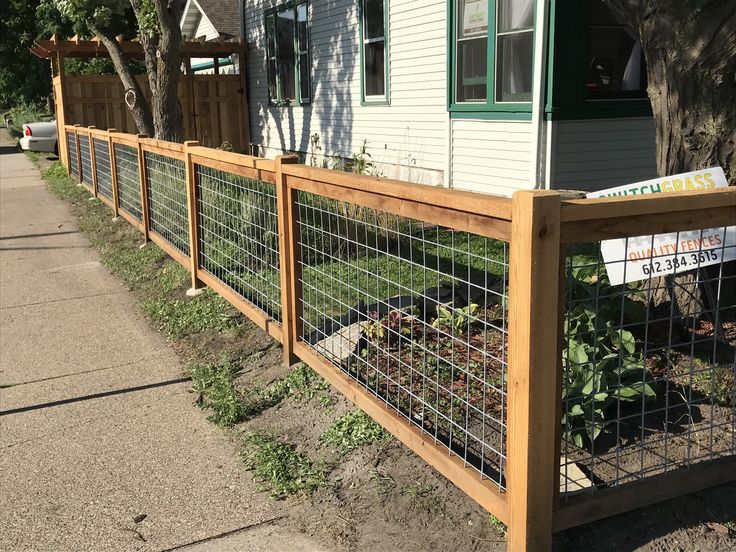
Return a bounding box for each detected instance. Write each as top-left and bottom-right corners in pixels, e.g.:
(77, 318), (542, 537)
(196, 165), (281, 320)
(113, 143), (142, 221)
(296, 192), (510, 489)
(93, 138), (113, 200)
(560, 229), (736, 498)
(78, 134), (92, 186)
(67, 133), (78, 178)
(144, 151), (189, 256)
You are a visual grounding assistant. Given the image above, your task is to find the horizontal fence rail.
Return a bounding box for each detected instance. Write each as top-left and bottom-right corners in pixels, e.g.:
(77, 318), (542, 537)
(58, 124), (736, 552)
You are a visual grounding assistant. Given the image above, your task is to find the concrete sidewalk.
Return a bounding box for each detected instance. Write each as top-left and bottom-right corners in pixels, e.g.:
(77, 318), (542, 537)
(0, 137), (329, 551)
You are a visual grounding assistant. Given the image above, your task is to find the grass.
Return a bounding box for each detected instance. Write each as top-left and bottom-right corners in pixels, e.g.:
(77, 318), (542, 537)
(190, 362), (333, 428)
(241, 431), (326, 499)
(41, 160), (243, 342)
(191, 361), (254, 427)
(320, 409), (388, 454)
(488, 514), (507, 536)
(402, 481), (446, 514)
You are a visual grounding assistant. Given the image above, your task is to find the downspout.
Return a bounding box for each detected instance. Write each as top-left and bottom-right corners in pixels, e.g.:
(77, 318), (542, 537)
(529, 0), (551, 189)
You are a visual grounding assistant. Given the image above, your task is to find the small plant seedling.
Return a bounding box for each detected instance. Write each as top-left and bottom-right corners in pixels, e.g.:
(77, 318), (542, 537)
(320, 409), (388, 453)
(241, 431), (326, 499)
(432, 303), (479, 335)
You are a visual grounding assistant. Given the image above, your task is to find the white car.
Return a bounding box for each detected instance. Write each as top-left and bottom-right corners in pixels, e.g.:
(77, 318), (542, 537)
(19, 120), (58, 155)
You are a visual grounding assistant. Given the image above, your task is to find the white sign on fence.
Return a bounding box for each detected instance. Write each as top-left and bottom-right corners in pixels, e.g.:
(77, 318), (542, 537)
(586, 167), (736, 285)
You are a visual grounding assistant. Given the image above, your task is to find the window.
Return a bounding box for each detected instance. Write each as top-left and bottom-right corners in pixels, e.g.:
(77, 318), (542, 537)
(266, 1), (310, 105)
(360, 0), (389, 103)
(586, 0), (647, 99)
(452, 0), (535, 112)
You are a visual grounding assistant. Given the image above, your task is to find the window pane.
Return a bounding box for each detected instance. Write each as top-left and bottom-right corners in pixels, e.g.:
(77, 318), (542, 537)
(297, 3), (308, 52)
(456, 37), (487, 102)
(586, 0), (647, 98)
(266, 14), (278, 101)
(496, 31), (532, 102)
(498, 0), (534, 33)
(364, 0), (385, 40)
(300, 53), (310, 101)
(364, 40), (385, 96)
(277, 9), (296, 100)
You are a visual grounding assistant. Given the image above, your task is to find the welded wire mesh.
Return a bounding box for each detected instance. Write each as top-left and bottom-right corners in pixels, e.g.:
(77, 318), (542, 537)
(67, 133), (78, 178)
(78, 134), (92, 186)
(560, 228), (736, 498)
(93, 138), (113, 200)
(144, 151), (189, 256)
(196, 165), (281, 320)
(113, 143), (142, 221)
(296, 193), (510, 488)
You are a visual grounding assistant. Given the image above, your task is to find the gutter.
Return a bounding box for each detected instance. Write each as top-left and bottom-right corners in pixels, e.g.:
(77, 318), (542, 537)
(529, 0), (551, 189)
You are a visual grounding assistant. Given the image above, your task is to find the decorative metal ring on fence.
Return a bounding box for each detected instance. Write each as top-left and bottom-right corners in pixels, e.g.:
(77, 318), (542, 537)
(295, 192), (511, 489)
(78, 134), (92, 187)
(93, 138), (113, 201)
(144, 151), (189, 256)
(559, 232), (736, 499)
(67, 133), (78, 178)
(113, 143), (142, 221)
(196, 164), (282, 321)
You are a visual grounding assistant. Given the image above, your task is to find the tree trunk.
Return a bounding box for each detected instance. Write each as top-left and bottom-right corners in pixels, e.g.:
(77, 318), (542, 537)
(604, 1), (736, 315)
(129, 0), (184, 142)
(148, 0), (184, 142)
(92, 26), (154, 137)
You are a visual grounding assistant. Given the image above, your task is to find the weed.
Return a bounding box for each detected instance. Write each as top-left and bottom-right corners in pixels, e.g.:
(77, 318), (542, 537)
(190, 361), (252, 427)
(402, 481), (446, 514)
(488, 514), (507, 536)
(672, 361), (735, 406)
(320, 409), (388, 454)
(368, 468), (395, 497)
(241, 431), (326, 499)
(402, 481), (434, 498)
(141, 290), (238, 340)
(264, 363), (331, 405)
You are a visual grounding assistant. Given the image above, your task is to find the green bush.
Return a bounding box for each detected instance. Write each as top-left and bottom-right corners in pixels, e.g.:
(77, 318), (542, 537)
(321, 409), (388, 453)
(562, 266), (655, 447)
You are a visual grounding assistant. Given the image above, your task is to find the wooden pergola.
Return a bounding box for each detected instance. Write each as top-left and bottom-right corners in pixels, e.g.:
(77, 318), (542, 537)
(32, 34), (250, 161)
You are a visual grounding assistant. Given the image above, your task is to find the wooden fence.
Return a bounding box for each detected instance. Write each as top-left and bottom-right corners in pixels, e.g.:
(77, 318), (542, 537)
(53, 74), (249, 152)
(60, 124), (736, 551)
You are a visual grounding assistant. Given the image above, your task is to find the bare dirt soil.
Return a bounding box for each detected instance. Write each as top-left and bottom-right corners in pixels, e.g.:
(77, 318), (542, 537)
(30, 149), (736, 552)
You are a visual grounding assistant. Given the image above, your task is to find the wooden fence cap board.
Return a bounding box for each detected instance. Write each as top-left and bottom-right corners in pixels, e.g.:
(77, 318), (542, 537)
(282, 164), (513, 222)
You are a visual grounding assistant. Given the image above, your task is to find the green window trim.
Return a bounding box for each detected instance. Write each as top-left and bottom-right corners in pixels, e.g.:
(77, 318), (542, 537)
(265, 1), (311, 107)
(359, 0), (390, 106)
(546, 0), (653, 121)
(448, 0), (537, 116)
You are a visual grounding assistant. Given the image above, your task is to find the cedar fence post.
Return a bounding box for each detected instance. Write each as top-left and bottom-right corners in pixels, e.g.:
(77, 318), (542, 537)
(107, 129), (119, 218)
(275, 155), (301, 366)
(136, 134), (150, 243)
(87, 126), (98, 197)
(506, 190), (563, 552)
(184, 140), (205, 295)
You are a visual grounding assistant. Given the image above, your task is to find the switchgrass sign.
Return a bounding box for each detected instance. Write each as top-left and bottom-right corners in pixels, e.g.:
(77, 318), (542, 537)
(587, 168), (735, 285)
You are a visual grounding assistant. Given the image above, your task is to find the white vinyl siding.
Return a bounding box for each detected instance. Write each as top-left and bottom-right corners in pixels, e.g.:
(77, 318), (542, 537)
(450, 118), (533, 194)
(553, 117), (656, 192)
(245, 0), (447, 185)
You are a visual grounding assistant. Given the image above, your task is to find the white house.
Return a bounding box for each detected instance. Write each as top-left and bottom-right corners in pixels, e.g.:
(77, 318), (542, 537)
(242, 0), (657, 195)
(181, 0), (242, 74)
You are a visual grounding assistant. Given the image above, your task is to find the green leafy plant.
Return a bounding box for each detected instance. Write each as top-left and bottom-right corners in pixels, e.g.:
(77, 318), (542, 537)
(432, 303), (479, 335)
(320, 409), (388, 453)
(241, 431), (326, 499)
(562, 266), (655, 447)
(190, 361), (254, 427)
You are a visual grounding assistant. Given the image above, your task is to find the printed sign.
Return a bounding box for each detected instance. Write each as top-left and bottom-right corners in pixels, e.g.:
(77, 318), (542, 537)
(586, 168), (735, 285)
(462, 0), (488, 36)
